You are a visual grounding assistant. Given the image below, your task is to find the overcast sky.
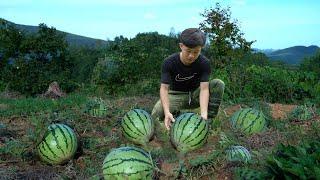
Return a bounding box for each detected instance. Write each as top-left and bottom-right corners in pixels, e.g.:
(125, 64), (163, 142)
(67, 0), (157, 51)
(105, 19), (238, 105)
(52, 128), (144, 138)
(1, 0), (319, 49)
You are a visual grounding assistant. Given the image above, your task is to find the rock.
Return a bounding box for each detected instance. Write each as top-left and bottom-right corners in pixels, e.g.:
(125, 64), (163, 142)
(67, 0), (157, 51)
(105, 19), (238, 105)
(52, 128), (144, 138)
(43, 81), (66, 99)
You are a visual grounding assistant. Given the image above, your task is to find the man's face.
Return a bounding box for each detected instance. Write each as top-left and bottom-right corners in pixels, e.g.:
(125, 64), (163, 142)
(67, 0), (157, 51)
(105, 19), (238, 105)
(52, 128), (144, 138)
(179, 43), (202, 65)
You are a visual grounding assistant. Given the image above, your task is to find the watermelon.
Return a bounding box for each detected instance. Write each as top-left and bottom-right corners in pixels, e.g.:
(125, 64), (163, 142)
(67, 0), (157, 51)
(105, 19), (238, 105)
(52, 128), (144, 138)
(85, 97), (107, 117)
(289, 105), (313, 121)
(102, 146), (154, 180)
(226, 145), (251, 163)
(37, 123), (78, 165)
(121, 109), (154, 145)
(230, 108), (266, 135)
(170, 113), (209, 154)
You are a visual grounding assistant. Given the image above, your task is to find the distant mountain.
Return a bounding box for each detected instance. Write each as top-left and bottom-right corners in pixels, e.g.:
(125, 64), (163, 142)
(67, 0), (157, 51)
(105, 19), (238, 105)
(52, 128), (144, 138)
(266, 45), (319, 65)
(3, 19), (109, 48)
(253, 48), (277, 55)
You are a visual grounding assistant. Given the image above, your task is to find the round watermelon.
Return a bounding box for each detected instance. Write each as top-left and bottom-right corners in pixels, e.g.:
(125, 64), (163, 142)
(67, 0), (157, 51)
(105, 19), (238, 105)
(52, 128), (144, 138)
(170, 113), (209, 154)
(37, 123), (78, 165)
(86, 97), (107, 117)
(230, 108), (266, 135)
(102, 146), (154, 180)
(289, 105), (313, 121)
(121, 109), (154, 145)
(226, 145), (251, 163)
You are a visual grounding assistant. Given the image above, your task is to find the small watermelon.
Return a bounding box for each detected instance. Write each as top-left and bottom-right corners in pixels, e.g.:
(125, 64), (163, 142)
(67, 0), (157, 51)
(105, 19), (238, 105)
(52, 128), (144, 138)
(102, 146), (154, 180)
(37, 123), (78, 165)
(85, 97), (107, 117)
(170, 113), (209, 154)
(121, 109), (154, 145)
(289, 105), (314, 121)
(230, 108), (266, 135)
(226, 145), (251, 163)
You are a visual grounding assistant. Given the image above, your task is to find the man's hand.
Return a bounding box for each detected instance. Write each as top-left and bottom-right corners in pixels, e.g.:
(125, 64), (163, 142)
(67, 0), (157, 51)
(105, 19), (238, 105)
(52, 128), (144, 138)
(164, 112), (175, 130)
(201, 115), (208, 120)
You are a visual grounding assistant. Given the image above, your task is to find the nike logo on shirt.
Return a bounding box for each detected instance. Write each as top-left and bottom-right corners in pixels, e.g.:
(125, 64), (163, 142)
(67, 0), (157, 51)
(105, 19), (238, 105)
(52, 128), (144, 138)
(175, 73), (197, 82)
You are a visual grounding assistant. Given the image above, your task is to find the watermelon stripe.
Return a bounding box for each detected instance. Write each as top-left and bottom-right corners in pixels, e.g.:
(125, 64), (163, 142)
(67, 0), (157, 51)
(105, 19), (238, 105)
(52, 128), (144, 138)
(65, 126), (76, 154)
(118, 147), (150, 159)
(243, 111), (261, 133)
(141, 110), (153, 133)
(50, 126), (66, 156)
(103, 158), (152, 170)
(173, 113), (187, 142)
(39, 143), (57, 163)
(56, 124), (69, 150)
(133, 109), (148, 135)
(178, 113), (195, 142)
(122, 118), (143, 137)
(231, 147), (237, 159)
(185, 121), (207, 144)
(182, 116), (202, 143)
(125, 114), (145, 136)
(233, 109), (246, 126)
(239, 109), (253, 128)
(190, 126), (208, 147)
(43, 137), (59, 158)
(122, 126), (137, 139)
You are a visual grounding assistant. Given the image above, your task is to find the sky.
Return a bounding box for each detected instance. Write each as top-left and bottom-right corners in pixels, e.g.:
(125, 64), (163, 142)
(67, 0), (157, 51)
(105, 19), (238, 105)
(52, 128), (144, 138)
(1, 0), (319, 49)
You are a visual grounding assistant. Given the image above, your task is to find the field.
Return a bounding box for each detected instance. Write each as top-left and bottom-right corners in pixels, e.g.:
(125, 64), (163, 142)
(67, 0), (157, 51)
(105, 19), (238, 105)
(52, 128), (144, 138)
(0, 93), (319, 179)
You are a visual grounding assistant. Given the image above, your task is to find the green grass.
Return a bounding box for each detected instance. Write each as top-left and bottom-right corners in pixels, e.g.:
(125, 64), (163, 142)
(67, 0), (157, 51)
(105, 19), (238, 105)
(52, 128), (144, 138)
(0, 93), (87, 117)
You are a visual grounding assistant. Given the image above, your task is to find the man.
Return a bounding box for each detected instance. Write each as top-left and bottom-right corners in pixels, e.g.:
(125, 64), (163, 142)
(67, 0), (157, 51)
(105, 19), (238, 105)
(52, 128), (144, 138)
(151, 28), (225, 130)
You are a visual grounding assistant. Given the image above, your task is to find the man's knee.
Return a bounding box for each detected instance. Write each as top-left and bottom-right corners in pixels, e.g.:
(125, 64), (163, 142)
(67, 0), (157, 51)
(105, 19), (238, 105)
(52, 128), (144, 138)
(151, 100), (164, 121)
(209, 79), (225, 93)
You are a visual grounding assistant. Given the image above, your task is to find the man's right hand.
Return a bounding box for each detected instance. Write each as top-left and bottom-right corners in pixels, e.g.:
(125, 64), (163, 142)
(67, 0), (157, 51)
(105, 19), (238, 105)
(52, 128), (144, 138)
(164, 112), (175, 130)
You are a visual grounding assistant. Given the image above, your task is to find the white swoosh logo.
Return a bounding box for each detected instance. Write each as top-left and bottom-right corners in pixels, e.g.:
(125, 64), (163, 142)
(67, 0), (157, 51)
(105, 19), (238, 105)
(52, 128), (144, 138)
(175, 73), (197, 82)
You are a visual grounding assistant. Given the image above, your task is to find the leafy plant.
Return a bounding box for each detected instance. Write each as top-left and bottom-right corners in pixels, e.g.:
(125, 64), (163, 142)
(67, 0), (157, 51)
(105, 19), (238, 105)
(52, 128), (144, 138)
(265, 141), (320, 179)
(234, 167), (267, 180)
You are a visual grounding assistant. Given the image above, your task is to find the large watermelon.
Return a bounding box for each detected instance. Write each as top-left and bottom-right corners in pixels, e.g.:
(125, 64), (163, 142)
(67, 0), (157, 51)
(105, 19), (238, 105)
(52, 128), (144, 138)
(37, 123), (78, 165)
(226, 145), (251, 163)
(230, 108), (266, 135)
(102, 146), (154, 180)
(121, 109), (154, 145)
(170, 113), (209, 154)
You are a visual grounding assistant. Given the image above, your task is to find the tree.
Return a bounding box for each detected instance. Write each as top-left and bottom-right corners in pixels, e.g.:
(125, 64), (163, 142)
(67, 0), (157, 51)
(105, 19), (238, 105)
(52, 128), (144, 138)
(1, 22), (75, 95)
(199, 3), (255, 68)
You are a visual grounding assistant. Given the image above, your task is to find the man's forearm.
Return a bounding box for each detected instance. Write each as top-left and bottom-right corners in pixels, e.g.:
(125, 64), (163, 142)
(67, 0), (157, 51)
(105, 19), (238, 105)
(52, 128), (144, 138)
(200, 83), (209, 119)
(160, 85), (170, 114)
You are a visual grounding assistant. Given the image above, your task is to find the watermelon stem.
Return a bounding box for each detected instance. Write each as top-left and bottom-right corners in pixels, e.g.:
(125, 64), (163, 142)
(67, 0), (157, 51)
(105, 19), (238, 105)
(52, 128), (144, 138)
(148, 151), (169, 176)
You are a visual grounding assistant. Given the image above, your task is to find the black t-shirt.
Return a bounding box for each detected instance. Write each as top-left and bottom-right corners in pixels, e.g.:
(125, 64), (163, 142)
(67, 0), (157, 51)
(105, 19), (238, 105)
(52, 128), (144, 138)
(161, 53), (211, 92)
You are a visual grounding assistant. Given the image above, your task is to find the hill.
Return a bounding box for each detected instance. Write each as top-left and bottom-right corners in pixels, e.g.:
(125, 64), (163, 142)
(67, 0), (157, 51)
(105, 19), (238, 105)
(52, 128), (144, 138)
(266, 45), (319, 65)
(3, 19), (109, 48)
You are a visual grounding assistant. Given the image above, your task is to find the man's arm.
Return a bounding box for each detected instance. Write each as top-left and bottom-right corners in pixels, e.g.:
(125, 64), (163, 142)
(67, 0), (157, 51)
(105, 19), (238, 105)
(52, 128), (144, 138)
(199, 82), (209, 120)
(160, 83), (175, 130)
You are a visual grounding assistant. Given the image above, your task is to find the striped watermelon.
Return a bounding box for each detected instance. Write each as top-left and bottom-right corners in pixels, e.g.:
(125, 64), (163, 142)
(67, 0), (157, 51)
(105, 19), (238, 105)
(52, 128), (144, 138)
(289, 105), (313, 121)
(226, 145), (251, 163)
(102, 146), (154, 180)
(37, 123), (78, 165)
(230, 108), (266, 135)
(170, 113), (209, 154)
(85, 97), (107, 117)
(121, 109), (154, 145)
